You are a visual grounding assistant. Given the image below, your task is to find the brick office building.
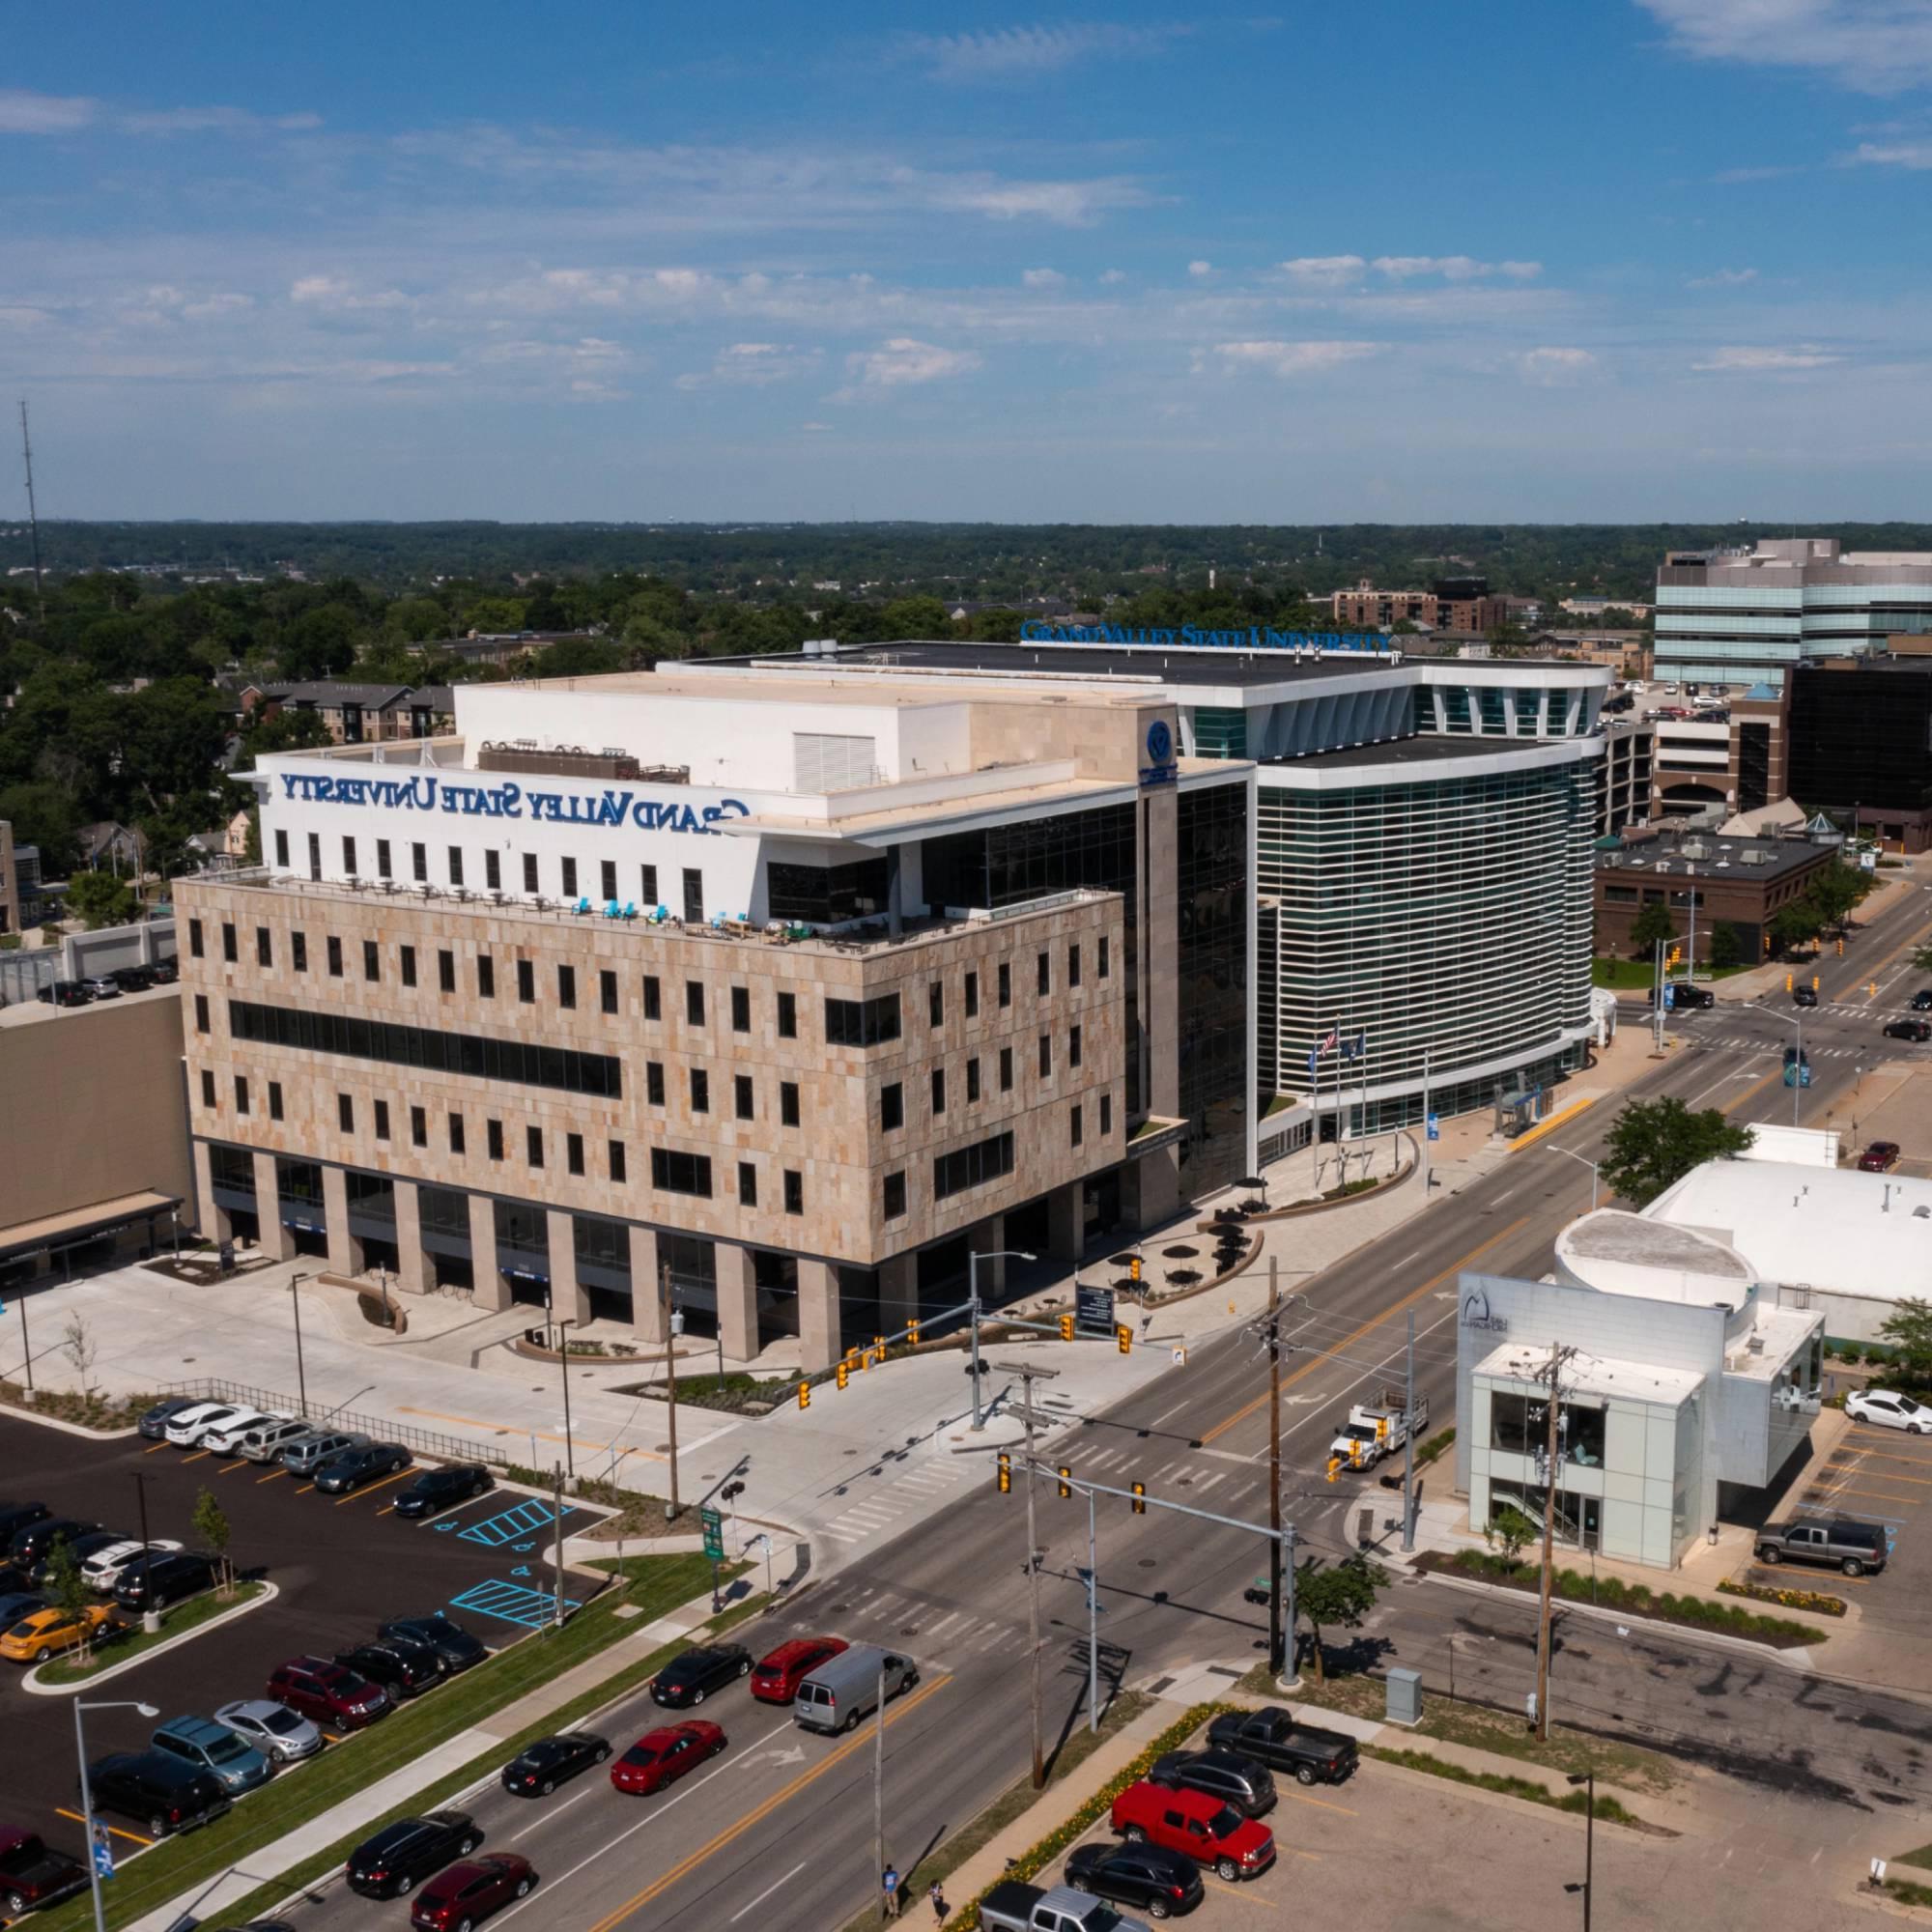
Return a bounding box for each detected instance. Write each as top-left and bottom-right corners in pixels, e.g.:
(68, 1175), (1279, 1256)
(1592, 826), (1839, 963)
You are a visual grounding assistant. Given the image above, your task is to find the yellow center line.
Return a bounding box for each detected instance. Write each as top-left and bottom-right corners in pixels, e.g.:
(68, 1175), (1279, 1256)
(1719, 1067), (1780, 1116)
(55, 1808), (150, 1847)
(1201, 1218), (1532, 1446)
(584, 1674), (954, 1932)
(334, 1467), (418, 1507)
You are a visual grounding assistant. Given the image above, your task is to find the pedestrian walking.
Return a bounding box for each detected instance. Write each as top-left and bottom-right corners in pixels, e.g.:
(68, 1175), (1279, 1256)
(929, 1880), (950, 1922)
(882, 1864), (901, 1919)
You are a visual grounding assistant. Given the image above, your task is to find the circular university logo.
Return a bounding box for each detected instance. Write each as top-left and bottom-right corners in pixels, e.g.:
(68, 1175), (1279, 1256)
(1146, 719), (1173, 765)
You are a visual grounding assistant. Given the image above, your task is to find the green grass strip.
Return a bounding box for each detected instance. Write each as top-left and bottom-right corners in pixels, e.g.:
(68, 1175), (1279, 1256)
(39, 1584), (267, 1687)
(1369, 1746), (1638, 1824)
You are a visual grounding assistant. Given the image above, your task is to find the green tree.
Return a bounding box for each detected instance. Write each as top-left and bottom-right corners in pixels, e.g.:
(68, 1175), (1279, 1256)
(43, 1537), (97, 1661)
(1485, 1504), (1538, 1570)
(1599, 1094), (1753, 1208)
(1768, 899), (1822, 956)
(240, 705), (334, 763)
(63, 869), (136, 930)
(192, 1486), (234, 1597)
(1877, 1297), (1932, 1375)
(1707, 921), (1743, 970)
(1628, 898), (1677, 959)
(1293, 1557), (1388, 1683)
(1915, 944), (1932, 976)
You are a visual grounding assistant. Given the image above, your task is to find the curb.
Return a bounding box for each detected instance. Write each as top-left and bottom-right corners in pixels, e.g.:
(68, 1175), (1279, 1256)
(0, 1395), (143, 1441)
(23, 1581), (279, 1696)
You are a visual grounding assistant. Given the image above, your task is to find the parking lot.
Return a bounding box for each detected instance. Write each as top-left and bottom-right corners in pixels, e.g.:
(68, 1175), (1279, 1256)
(0, 1411), (596, 1861)
(1772, 1413), (1932, 1602)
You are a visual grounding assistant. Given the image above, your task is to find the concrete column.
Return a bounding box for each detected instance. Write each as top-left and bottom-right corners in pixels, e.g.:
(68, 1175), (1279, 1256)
(251, 1151), (293, 1262)
(798, 1258), (840, 1373)
(878, 1252), (918, 1337)
(629, 1226), (665, 1344)
(1124, 1146), (1183, 1235)
(321, 1164), (359, 1275)
(547, 1208), (590, 1325)
(975, 1213), (1007, 1297)
(391, 1179), (426, 1294)
(191, 1141), (230, 1245)
(1046, 1180), (1083, 1263)
(469, 1193), (507, 1310)
(720, 1245), (759, 1366)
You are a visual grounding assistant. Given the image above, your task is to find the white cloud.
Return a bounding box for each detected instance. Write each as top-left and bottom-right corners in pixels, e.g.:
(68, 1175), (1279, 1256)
(118, 105), (323, 135)
(1099, 269), (1126, 284)
(1187, 259), (1213, 278)
(0, 89), (97, 133)
(1517, 346), (1600, 384)
(1638, 0), (1932, 94)
(290, 275), (413, 312)
(1712, 163), (1803, 183)
(1279, 254), (1366, 287)
(1021, 267), (1066, 288)
(1688, 267), (1759, 286)
(1691, 344), (1842, 370)
(1847, 138), (1932, 167)
(900, 21), (1190, 81)
(840, 337), (982, 391)
(1372, 255), (1542, 282)
(938, 176), (1147, 225)
(1203, 340), (1385, 377)
(676, 341), (820, 389)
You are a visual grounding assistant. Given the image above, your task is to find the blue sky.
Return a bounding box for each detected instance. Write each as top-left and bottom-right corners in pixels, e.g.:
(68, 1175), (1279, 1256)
(7, 0), (1932, 524)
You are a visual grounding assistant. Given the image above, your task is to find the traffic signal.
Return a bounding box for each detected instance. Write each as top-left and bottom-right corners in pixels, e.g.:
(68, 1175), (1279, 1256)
(797, 1378), (810, 1411)
(997, 1452), (1011, 1494)
(1764, 933), (1775, 955)
(1057, 1465), (1072, 1499)
(1129, 1256), (1142, 1285)
(1837, 938), (1845, 956)
(1812, 975), (1821, 990)
(1376, 1415), (1390, 1442)
(1349, 1441), (1365, 1468)
(1059, 1313), (1074, 1342)
(906, 1319), (920, 1348)
(836, 1360), (849, 1391)
(1117, 1323), (1132, 1354)
(1325, 1455), (1342, 1484)
(1785, 972), (1793, 992)
(1131, 1480), (1147, 1515)
(873, 1333), (886, 1360)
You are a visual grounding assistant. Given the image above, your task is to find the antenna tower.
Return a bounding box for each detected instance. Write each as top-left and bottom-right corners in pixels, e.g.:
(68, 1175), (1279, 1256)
(17, 400), (43, 614)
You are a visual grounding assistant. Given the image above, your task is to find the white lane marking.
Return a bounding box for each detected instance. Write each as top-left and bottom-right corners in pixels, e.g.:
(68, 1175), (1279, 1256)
(510, 1781), (595, 1840)
(730, 1860), (809, 1922)
(1492, 1186), (1517, 1205)
(1392, 1249), (1423, 1269)
(1150, 1400), (1191, 1428)
(1198, 1448), (1252, 1465)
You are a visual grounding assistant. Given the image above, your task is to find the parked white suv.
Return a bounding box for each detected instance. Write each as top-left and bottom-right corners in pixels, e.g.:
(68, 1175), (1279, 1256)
(81, 1538), (183, 1594)
(1846, 1389), (1932, 1435)
(165, 1402), (246, 1447)
(201, 1410), (286, 1457)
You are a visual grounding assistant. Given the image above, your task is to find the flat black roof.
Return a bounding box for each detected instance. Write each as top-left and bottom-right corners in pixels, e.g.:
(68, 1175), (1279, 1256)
(1596, 834), (1830, 880)
(735, 639), (1399, 688)
(1270, 734), (1540, 770)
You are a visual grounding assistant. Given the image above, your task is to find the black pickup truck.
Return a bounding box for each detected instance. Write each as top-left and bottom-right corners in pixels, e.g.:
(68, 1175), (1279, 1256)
(1206, 1705), (1358, 1786)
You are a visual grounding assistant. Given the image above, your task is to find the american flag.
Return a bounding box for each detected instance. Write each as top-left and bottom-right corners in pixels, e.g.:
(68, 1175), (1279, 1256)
(1316, 1026), (1340, 1056)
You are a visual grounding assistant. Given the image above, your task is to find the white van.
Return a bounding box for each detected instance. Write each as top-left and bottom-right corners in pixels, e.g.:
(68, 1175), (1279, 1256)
(791, 1643), (919, 1735)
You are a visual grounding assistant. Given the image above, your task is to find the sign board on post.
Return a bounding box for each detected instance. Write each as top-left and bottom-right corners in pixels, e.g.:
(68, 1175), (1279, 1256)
(1426, 1113), (1440, 1142)
(1074, 1283), (1116, 1338)
(699, 1507), (724, 1562)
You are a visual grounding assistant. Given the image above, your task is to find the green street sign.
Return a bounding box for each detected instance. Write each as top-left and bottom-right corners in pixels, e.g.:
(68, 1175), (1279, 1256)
(700, 1505), (724, 1560)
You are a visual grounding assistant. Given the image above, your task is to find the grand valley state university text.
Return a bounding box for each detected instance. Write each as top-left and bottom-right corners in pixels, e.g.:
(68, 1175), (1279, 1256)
(276, 771), (750, 835)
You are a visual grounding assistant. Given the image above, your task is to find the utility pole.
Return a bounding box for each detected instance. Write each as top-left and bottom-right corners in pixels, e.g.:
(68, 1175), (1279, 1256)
(17, 401), (43, 616)
(1651, 937), (1666, 1054)
(1084, 1486), (1099, 1735)
(1402, 1306), (1417, 1553)
(1420, 1043), (1432, 1197)
(1001, 1357), (1062, 1789)
(873, 1656), (888, 1923)
(1266, 1258), (1285, 1680)
(661, 1263), (680, 1522)
(289, 1270), (309, 1417)
(552, 1463), (565, 1630)
(1533, 1343), (1569, 1741)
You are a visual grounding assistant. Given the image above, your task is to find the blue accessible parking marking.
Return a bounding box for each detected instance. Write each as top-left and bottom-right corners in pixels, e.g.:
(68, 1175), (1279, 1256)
(457, 1498), (578, 1547)
(449, 1577), (583, 1629)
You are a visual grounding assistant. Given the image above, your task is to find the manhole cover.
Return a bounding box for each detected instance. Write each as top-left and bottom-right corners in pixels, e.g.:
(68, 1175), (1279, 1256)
(1178, 1478), (1192, 1487)
(653, 1443), (671, 1453)
(900, 1627), (920, 1636)
(845, 1448), (861, 1457)
(1138, 1558), (1156, 1570)
(833, 1603), (851, 1613)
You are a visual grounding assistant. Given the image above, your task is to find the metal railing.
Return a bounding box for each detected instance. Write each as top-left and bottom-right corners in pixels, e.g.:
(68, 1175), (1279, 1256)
(160, 1376), (514, 1467)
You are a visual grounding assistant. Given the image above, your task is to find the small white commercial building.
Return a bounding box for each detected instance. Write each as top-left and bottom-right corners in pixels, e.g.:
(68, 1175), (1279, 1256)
(1457, 1211), (1823, 1571)
(1646, 1157), (1932, 1349)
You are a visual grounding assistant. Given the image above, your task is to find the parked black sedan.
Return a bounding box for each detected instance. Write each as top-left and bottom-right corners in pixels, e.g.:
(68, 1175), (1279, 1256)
(1147, 1747), (1276, 1817)
(649, 1643), (753, 1709)
(312, 1442), (412, 1495)
(500, 1732), (611, 1797)
(379, 1615), (487, 1672)
(345, 1809), (481, 1899)
(1065, 1842), (1204, 1919)
(392, 1465), (494, 1520)
(335, 1641), (444, 1700)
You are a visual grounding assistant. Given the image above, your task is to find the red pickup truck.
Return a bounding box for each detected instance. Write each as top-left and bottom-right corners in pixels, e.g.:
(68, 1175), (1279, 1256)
(1109, 1779), (1275, 1882)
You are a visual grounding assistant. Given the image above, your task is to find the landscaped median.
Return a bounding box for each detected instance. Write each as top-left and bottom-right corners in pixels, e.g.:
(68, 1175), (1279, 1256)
(29, 1552), (747, 1932)
(29, 1582), (270, 1691)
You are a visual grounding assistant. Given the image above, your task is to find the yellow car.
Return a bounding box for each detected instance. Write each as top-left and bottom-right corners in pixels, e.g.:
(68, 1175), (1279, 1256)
(0, 1605), (113, 1663)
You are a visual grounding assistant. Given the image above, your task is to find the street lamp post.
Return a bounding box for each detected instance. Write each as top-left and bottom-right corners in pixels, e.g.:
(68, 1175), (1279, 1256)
(967, 1249), (1037, 1431)
(288, 1270), (310, 1418)
(1745, 1004), (1805, 1127)
(1548, 1145), (1601, 1210)
(1564, 1771), (1596, 1930)
(660, 1263), (681, 1522)
(74, 1697), (159, 1932)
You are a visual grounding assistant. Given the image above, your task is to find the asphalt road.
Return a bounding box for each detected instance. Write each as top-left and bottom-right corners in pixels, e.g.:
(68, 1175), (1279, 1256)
(0, 1419), (582, 1858)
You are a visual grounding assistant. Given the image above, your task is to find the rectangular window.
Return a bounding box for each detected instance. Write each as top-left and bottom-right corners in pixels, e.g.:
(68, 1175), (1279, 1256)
(781, 1081), (800, 1127)
(448, 1112), (466, 1155)
(517, 958), (535, 1004)
(690, 1067), (710, 1113)
(189, 918), (205, 959)
(735, 1073), (754, 1120)
(436, 948), (453, 993)
(557, 963), (577, 1009)
(274, 829), (290, 869)
(377, 838), (393, 881)
(361, 938), (380, 982)
(883, 1172), (907, 1219)
(998, 962), (1011, 1009)
(269, 1080), (284, 1122)
(327, 936), (343, 978)
(343, 836), (357, 877)
(930, 1067), (947, 1116)
(964, 971), (979, 1018)
(1037, 950), (1050, 997)
(652, 1149), (714, 1197)
(561, 857), (579, 899)
(783, 1170), (804, 1215)
(1070, 1103), (1083, 1148)
(292, 929), (307, 973)
(412, 841), (427, 883)
(731, 985), (751, 1033)
(932, 1130), (1015, 1201)
(1098, 934), (1110, 980)
(777, 991), (797, 1038)
(601, 860), (617, 904)
(642, 975), (662, 1021)
(200, 1068), (215, 1108)
(881, 1083), (903, 1130)
(600, 969), (618, 1015)
(1069, 1024), (1082, 1069)
(737, 1161), (757, 1208)
(487, 1119), (504, 1161)
(1038, 1034), (1052, 1077)
(255, 925), (273, 968)
(929, 981), (945, 1028)
(234, 1074), (250, 1116)
(682, 867), (704, 923)
(647, 1062), (666, 1105)
(307, 832), (321, 880)
(1099, 1093), (1112, 1137)
(526, 1124), (544, 1168)
(1069, 943), (1081, 989)
(411, 1104), (428, 1149)
(477, 954), (495, 999)
(400, 945), (417, 988)
(640, 864), (659, 908)
(686, 980), (705, 1027)
(608, 1139), (626, 1183)
(338, 1093), (355, 1133)
(194, 992), (210, 1034)
(221, 922), (238, 964)
(447, 846), (465, 889)
(524, 852), (539, 894)
(567, 1131), (585, 1177)
(485, 849), (500, 892)
(966, 1056), (980, 1103)
(1000, 1045), (1013, 1092)
(823, 992), (901, 1046)
(374, 1098), (391, 1142)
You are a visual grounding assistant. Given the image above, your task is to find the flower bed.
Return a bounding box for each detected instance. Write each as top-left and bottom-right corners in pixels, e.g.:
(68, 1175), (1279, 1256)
(0, 1381), (156, 1432)
(1717, 1577), (1847, 1618)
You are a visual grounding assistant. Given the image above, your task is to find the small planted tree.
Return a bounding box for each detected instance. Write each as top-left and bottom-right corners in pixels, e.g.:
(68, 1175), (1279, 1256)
(1628, 898), (1677, 960)
(1600, 1095), (1754, 1208)
(1293, 1556), (1389, 1684)
(1878, 1298), (1932, 1378)
(192, 1487), (234, 1599)
(1485, 1503), (1539, 1571)
(44, 1537), (95, 1662)
(61, 1313), (99, 1396)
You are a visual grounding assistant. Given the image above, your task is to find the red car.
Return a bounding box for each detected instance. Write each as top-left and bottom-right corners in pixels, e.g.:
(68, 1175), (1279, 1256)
(1859, 1141), (1902, 1173)
(408, 1853), (536, 1930)
(610, 1720), (725, 1795)
(1110, 1779), (1275, 1883)
(749, 1636), (847, 1704)
(267, 1656), (390, 1729)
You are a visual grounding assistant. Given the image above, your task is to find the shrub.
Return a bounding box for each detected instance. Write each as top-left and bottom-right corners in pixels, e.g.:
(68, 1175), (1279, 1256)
(1717, 1578), (1847, 1618)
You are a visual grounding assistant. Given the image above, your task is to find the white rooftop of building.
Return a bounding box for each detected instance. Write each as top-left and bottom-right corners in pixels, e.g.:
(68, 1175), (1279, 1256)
(1555, 1208), (1753, 1309)
(1475, 1340), (1705, 1404)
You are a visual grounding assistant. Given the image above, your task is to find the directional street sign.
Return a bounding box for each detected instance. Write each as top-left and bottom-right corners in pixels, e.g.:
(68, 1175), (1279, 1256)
(699, 1506), (724, 1561)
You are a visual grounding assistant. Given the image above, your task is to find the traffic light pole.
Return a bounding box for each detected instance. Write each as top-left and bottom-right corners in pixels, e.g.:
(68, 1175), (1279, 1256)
(1020, 1366), (1045, 1788)
(1266, 1259), (1284, 1683)
(1085, 1486), (1099, 1735)
(661, 1263), (680, 1523)
(1402, 1306), (1417, 1554)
